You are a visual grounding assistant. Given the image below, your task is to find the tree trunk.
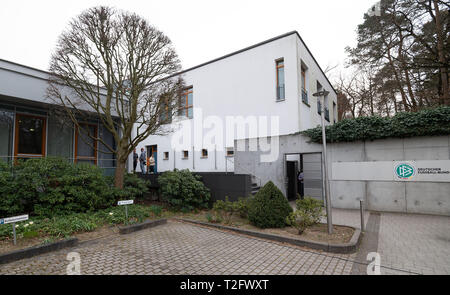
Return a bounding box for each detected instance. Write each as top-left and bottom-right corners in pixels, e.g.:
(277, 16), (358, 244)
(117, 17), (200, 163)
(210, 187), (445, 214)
(433, 0), (450, 104)
(114, 158), (127, 189)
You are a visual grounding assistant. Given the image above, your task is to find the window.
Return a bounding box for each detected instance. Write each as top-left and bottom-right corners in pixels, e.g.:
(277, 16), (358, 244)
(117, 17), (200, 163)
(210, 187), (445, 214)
(301, 68), (306, 91)
(163, 152), (169, 160)
(75, 124), (98, 165)
(182, 150), (189, 159)
(276, 59), (285, 100)
(179, 87), (193, 119)
(301, 67), (308, 105)
(0, 108), (14, 163)
(201, 149), (208, 158)
(226, 147), (234, 157)
(159, 97), (172, 124)
(14, 114), (46, 160)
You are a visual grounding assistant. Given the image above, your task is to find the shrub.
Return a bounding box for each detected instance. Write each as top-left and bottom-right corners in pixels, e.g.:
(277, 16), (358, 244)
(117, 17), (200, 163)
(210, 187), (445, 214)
(0, 157), (117, 217)
(236, 197), (252, 218)
(286, 197), (325, 234)
(205, 212), (222, 224)
(302, 106), (450, 143)
(0, 204), (154, 240)
(149, 205), (162, 217)
(248, 181), (293, 229)
(116, 173), (150, 200)
(158, 169), (210, 211)
(213, 197), (237, 225)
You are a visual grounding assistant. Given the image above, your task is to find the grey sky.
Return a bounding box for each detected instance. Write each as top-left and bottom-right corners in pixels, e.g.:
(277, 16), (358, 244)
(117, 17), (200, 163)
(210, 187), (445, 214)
(0, 0), (377, 82)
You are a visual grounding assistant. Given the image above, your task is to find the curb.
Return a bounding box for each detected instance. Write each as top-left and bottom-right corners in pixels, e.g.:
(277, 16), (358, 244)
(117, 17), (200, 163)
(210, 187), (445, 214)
(0, 238), (78, 265)
(176, 218), (362, 254)
(118, 219), (167, 234)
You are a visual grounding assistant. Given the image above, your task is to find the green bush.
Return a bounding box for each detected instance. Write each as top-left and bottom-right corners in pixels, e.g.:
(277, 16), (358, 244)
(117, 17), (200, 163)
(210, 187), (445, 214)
(116, 173), (150, 200)
(213, 197), (237, 225)
(286, 197), (324, 234)
(248, 181), (293, 229)
(158, 169), (210, 212)
(236, 197), (252, 218)
(0, 157), (119, 217)
(302, 106), (450, 143)
(0, 204), (153, 239)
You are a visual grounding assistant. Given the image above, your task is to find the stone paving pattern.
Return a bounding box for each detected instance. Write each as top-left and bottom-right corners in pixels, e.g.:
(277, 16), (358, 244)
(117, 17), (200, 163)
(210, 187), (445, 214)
(0, 209), (449, 275)
(0, 221), (355, 275)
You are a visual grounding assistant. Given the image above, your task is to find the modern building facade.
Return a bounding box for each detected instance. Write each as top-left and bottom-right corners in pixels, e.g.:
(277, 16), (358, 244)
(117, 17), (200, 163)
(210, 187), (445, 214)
(130, 31), (338, 174)
(0, 59), (116, 174)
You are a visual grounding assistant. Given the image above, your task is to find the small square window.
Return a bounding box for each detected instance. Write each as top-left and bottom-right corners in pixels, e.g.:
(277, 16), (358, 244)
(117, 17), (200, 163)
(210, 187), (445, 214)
(226, 147), (234, 157)
(183, 150), (189, 159)
(163, 152), (169, 160)
(201, 149), (208, 158)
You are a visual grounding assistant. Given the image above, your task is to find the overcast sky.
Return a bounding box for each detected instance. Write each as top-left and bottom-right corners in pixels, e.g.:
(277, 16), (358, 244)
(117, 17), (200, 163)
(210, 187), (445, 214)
(0, 0), (377, 83)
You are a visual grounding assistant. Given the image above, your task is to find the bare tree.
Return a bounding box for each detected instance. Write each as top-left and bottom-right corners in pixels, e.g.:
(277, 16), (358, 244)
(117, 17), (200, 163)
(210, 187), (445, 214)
(47, 6), (184, 188)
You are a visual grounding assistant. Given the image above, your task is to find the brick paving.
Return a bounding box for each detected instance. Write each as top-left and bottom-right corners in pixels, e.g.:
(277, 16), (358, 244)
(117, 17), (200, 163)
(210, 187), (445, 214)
(0, 221), (356, 275)
(0, 209), (448, 275)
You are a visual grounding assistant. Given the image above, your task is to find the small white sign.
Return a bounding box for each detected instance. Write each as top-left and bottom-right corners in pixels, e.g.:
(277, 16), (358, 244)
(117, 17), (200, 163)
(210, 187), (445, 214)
(0, 214), (29, 225)
(118, 200), (134, 206)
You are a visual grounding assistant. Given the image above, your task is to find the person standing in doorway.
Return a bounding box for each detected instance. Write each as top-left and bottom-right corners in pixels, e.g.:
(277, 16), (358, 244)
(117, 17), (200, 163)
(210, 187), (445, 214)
(149, 154), (156, 174)
(139, 148), (146, 174)
(133, 149), (138, 173)
(297, 170), (304, 199)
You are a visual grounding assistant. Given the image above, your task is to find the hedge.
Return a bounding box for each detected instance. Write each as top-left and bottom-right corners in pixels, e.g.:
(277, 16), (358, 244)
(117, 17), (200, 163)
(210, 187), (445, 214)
(302, 106), (450, 143)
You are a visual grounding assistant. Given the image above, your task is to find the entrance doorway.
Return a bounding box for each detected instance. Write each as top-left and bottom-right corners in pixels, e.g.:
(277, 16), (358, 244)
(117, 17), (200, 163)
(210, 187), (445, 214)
(146, 145), (157, 173)
(286, 160), (298, 201)
(285, 153), (323, 201)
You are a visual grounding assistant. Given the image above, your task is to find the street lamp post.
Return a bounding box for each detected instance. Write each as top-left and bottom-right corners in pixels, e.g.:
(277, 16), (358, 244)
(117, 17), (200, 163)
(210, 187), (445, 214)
(313, 90), (333, 234)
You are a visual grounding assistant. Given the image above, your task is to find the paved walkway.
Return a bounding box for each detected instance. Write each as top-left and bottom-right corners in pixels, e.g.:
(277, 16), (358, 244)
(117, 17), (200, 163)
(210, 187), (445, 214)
(0, 221), (356, 275)
(0, 210), (448, 275)
(328, 208), (450, 275)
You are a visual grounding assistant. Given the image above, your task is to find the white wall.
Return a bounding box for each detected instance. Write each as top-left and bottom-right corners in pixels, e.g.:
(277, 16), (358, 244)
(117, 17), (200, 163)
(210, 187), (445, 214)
(131, 32), (337, 173)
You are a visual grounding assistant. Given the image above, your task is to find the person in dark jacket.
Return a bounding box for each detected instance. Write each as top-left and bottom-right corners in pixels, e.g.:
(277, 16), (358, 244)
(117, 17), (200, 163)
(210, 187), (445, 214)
(139, 148), (146, 174)
(133, 149), (138, 173)
(297, 170), (304, 199)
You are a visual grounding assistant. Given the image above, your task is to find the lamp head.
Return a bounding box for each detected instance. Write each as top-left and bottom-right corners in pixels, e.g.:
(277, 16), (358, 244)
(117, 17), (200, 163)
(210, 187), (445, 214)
(312, 90), (330, 97)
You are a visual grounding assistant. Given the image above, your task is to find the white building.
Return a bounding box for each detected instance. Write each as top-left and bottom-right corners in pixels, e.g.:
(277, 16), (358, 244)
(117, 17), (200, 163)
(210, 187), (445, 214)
(130, 31), (337, 174)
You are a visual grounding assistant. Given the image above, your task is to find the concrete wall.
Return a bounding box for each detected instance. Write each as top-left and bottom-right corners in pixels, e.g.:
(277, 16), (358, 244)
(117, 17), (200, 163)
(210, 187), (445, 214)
(234, 135), (450, 216)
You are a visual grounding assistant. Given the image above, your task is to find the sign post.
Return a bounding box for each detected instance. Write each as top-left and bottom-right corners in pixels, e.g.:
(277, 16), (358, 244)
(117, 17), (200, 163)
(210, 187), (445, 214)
(118, 200), (134, 222)
(0, 214), (29, 245)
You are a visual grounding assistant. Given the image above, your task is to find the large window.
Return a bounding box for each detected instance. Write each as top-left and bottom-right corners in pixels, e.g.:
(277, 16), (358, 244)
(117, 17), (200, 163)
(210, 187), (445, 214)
(14, 114), (46, 159)
(159, 96), (172, 124)
(0, 108), (14, 163)
(301, 67), (308, 105)
(179, 87), (193, 119)
(75, 124), (98, 165)
(276, 59), (285, 100)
